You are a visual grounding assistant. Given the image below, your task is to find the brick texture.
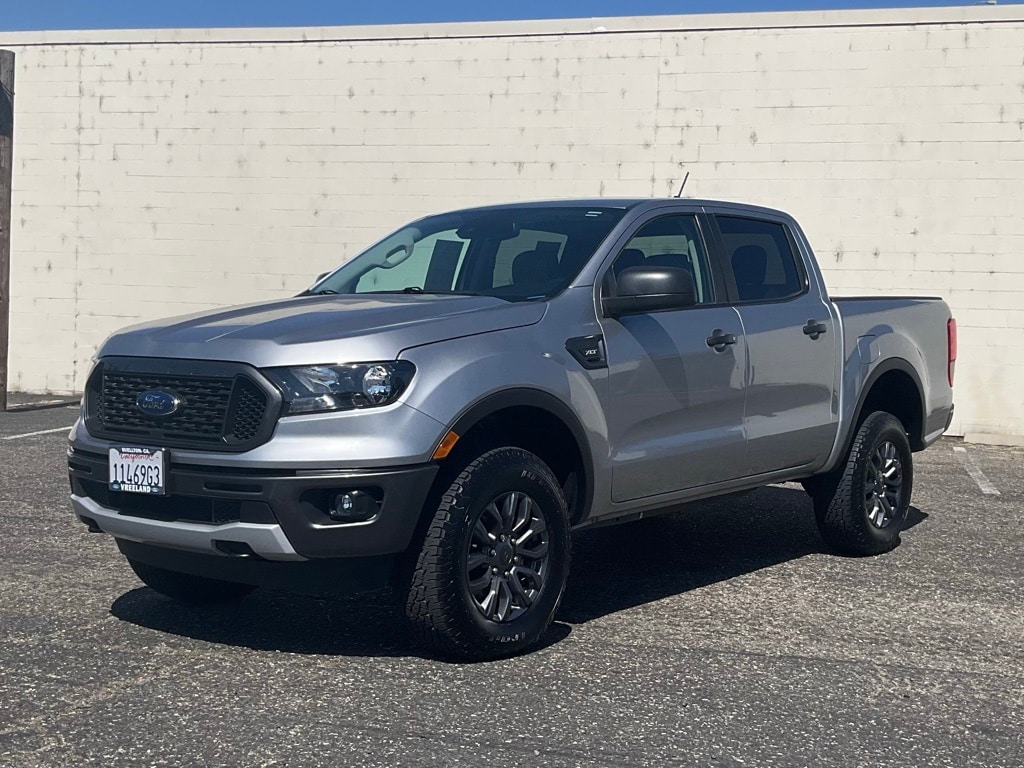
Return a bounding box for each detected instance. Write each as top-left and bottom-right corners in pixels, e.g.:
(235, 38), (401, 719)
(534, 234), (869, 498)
(1, 7), (1022, 440)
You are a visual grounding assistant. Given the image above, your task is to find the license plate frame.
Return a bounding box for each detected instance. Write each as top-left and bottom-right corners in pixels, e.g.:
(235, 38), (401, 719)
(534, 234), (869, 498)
(108, 447), (168, 496)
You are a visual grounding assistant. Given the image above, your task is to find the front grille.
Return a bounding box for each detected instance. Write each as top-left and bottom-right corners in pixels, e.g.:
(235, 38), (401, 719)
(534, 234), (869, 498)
(85, 358), (280, 452)
(226, 379), (268, 442)
(99, 372), (233, 441)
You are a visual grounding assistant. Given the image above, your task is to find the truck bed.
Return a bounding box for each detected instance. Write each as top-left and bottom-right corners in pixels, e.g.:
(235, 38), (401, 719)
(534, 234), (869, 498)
(830, 295), (954, 457)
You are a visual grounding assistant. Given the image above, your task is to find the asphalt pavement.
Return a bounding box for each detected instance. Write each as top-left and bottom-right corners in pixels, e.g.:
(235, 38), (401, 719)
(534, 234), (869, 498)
(1, 404), (1021, 767)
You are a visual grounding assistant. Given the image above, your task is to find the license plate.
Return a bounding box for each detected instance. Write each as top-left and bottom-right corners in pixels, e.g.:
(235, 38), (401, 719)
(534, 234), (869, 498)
(108, 447), (167, 495)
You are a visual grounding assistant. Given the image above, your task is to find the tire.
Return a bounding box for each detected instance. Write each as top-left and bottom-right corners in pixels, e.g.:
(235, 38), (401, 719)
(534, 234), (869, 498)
(127, 558), (256, 603)
(814, 411), (914, 556)
(405, 447), (570, 661)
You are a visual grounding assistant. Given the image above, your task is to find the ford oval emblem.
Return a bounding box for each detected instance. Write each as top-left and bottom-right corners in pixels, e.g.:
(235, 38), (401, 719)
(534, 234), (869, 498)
(136, 389), (181, 417)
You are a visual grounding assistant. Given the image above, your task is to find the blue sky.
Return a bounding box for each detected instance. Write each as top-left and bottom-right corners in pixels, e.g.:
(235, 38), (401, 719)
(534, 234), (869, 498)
(0, 0), (1016, 32)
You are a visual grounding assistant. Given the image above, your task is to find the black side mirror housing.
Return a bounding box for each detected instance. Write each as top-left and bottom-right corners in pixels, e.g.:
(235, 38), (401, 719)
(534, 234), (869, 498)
(602, 265), (698, 318)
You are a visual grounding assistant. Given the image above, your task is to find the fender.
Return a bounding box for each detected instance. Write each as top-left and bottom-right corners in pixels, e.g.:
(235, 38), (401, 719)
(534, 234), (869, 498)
(826, 356), (927, 473)
(445, 387), (595, 524)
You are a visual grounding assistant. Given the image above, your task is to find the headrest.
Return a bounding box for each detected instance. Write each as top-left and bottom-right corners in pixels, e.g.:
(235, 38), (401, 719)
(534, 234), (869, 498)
(732, 245), (768, 285)
(614, 248), (646, 275)
(512, 248), (558, 286)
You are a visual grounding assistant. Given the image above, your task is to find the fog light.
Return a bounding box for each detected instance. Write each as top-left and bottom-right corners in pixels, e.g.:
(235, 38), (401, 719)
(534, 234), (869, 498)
(329, 490), (378, 522)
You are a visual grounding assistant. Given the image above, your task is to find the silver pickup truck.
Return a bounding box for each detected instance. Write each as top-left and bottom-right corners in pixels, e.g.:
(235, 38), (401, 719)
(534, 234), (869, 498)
(68, 198), (956, 660)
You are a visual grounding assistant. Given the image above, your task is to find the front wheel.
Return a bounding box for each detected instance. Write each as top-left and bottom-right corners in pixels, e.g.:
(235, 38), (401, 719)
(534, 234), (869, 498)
(127, 558), (256, 603)
(405, 447), (570, 661)
(813, 411), (914, 556)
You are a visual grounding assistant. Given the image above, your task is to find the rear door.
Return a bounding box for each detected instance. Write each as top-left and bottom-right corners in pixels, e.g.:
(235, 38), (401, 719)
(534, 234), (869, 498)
(707, 211), (838, 475)
(596, 211), (748, 503)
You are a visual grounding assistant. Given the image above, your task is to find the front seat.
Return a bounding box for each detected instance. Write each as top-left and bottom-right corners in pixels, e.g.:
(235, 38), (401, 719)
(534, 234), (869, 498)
(512, 248), (559, 292)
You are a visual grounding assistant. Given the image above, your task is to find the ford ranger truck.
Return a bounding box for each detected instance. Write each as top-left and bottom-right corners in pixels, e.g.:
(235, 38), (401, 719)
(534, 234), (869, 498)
(68, 199), (956, 660)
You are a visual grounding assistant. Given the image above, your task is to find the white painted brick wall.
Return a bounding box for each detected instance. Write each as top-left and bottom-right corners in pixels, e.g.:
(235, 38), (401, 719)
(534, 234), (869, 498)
(1, 6), (1023, 441)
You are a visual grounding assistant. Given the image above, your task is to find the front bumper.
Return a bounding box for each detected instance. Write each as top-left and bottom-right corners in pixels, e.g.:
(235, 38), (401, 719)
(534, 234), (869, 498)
(68, 447), (438, 560)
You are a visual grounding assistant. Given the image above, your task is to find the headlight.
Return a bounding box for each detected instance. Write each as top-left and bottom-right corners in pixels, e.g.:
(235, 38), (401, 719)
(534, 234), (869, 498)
(263, 361), (415, 415)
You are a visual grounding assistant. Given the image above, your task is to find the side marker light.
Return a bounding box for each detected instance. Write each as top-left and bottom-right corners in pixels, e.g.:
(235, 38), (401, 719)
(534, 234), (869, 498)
(432, 430), (460, 460)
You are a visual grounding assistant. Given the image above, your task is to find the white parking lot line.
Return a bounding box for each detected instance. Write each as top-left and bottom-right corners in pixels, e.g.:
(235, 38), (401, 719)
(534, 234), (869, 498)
(953, 446), (1001, 495)
(1, 426), (73, 441)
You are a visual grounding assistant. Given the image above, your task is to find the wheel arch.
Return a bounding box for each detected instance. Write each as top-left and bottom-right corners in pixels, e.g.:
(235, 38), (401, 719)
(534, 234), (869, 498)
(841, 358), (927, 461)
(436, 388), (595, 526)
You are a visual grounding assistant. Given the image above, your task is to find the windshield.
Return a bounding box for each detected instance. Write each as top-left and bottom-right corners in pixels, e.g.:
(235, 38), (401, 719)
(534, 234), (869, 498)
(308, 206), (627, 301)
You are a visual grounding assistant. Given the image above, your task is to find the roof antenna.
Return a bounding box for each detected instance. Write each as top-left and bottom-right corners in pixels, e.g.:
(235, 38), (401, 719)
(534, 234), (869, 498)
(674, 171), (690, 198)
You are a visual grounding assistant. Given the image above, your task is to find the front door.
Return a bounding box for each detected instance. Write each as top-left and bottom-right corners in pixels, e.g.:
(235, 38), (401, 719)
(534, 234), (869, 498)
(597, 213), (748, 503)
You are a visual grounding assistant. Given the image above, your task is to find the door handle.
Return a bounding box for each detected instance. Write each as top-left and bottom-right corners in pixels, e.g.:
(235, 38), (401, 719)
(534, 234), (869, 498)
(803, 320), (828, 340)
(706, 329), (738, 351)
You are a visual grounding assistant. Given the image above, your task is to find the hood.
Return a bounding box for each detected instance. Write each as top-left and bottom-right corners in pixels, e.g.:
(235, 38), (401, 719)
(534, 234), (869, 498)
(98, 294), (547, 368)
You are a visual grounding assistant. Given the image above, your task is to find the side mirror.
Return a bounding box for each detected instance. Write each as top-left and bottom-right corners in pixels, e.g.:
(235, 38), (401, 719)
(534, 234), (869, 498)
(602, 265), (697, 318)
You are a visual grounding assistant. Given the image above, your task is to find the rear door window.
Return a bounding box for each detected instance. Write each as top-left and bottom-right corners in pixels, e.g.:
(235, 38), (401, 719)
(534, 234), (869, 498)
(716, 216), (806, 303)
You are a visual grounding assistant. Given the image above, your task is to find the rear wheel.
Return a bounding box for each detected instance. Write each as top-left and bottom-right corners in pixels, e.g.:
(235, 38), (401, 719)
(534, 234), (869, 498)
(405, 447), (570, 661)
(813, 411), (913, 556)
(127, 558), (256, 603)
